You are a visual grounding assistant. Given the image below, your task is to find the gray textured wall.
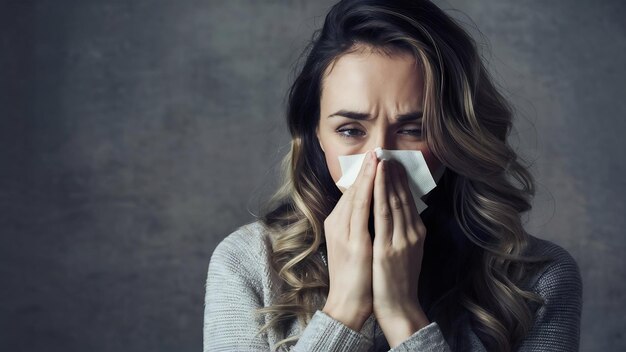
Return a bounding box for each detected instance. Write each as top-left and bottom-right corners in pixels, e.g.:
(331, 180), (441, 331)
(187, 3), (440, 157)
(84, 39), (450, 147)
(0, 1), (624, 351)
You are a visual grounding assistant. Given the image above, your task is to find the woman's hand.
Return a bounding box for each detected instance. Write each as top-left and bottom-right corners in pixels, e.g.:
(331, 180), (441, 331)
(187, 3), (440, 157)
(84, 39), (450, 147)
(322, 150), (378, 332)
(372, 159), (431, 347)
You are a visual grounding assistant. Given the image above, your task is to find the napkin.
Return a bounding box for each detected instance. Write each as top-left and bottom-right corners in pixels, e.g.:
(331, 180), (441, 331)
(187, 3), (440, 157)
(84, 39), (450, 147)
(335, 147), (443, 213)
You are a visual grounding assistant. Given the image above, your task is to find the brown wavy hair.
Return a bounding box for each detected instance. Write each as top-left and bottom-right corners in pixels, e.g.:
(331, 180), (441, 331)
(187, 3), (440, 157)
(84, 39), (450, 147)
(252, 1), (553, 351)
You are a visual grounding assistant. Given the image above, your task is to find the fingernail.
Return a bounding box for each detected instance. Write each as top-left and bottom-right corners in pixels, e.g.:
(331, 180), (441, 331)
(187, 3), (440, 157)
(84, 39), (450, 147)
(374, 147), (383, 160)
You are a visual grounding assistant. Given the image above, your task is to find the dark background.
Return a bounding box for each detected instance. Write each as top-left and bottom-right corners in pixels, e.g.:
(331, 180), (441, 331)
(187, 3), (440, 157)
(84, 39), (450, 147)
(1, 1), (624, 351)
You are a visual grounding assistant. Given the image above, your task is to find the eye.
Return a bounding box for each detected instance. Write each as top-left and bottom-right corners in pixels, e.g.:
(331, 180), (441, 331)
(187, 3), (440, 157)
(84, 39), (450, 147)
(336, 127), (366, 138)
(398, 127), (422, 136)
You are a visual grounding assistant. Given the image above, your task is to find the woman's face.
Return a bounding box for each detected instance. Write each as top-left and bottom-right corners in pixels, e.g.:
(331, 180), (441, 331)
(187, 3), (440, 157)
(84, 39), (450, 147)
(316, 47), (443, 190)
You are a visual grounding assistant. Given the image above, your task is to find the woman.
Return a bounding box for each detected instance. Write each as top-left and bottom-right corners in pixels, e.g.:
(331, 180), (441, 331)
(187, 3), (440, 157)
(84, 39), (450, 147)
(203, 0), (583, 351)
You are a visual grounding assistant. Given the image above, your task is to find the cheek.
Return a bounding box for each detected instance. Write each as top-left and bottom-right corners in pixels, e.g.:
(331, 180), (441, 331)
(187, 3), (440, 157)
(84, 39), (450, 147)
(317, 129), (353, 187)
(323, 149), (343, 185)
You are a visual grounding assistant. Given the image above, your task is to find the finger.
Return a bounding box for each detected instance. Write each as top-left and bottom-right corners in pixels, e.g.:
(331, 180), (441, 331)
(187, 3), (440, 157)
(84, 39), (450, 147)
(334, 151), (374, 213)
(393, 161), (418, 224)
(387, 160), (407, 246)
(334, 178), (357, 215)
(327, 170), (360, 238)
(394, 161), (426, 241)
(327, 188), (353, 238)
(349, 151), (377, 239)
(330, 151), (374, 238)
(373, 159), (392, 248)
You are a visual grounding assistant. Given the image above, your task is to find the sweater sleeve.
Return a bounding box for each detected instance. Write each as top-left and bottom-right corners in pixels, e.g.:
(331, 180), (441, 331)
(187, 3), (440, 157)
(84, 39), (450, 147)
(383, 244), (582, 352)
(203, 226), (374, 352)
(203, 230), (269, 351)
(290, 310), (373, 351)
(516, 247), (583, 351)
(386, 322), (452, 351)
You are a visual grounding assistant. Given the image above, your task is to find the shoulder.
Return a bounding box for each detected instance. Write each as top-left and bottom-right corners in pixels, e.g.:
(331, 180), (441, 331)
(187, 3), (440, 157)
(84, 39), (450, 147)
(203, 221), (276, 350)
(208, 220), (273, 280)
(524, 235), (583, 299)
(212, 220), (271, 256)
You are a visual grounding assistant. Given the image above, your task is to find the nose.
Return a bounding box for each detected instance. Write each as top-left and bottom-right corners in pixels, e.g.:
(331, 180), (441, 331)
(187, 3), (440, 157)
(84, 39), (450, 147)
(371, 129), (395, 151)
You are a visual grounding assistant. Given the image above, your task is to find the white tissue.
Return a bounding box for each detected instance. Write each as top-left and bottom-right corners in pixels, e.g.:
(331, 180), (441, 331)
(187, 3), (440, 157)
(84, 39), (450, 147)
(336, 147), (443, 213)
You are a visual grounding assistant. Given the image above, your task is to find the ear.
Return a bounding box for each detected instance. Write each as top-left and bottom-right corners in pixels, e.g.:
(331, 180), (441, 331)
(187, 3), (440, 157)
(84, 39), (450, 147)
(316, 126), (325, 153)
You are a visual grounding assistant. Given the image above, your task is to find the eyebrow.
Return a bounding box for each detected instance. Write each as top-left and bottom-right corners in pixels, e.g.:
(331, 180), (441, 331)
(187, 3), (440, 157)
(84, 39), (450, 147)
(328, 109), (423, 121)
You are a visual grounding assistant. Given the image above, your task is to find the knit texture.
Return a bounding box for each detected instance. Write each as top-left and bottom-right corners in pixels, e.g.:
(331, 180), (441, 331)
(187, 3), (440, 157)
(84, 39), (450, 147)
(203, 221), (582, 351)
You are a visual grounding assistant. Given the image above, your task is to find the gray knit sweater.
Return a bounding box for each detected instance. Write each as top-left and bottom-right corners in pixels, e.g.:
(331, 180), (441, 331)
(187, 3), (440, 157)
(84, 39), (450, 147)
(203, 221), (582, 351)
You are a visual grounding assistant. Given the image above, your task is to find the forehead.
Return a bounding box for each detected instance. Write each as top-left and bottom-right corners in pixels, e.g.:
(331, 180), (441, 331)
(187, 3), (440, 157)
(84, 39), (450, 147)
(321, 48), (424, 108)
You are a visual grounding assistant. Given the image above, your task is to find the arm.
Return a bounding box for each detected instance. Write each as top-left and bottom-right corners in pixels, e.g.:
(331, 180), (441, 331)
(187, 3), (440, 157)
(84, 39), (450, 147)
(203, 234), (268, 351)
(292, 310), (374, 351)
(516, 250), (583, 351)
(382, 306), (452, 352)
(203, 229), (374, 352)
(385, 320), (452, 352)
(385, 251), (583, 352)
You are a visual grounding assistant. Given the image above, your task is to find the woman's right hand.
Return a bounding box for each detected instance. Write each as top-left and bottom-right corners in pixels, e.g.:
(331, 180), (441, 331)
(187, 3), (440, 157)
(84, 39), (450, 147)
(322, 150), (378, 332)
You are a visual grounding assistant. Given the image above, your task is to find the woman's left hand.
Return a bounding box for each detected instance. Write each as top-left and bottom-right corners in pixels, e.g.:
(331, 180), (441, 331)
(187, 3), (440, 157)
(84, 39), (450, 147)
(371, 159), (431, 347)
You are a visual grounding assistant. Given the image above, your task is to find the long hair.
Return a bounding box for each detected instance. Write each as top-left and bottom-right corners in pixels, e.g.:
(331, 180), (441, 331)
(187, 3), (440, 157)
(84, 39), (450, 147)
(253, 1), (553, 350)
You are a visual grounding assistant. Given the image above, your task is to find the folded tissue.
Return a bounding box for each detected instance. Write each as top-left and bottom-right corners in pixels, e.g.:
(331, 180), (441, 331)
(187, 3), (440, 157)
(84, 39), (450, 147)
(335, 147), (444, 214)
